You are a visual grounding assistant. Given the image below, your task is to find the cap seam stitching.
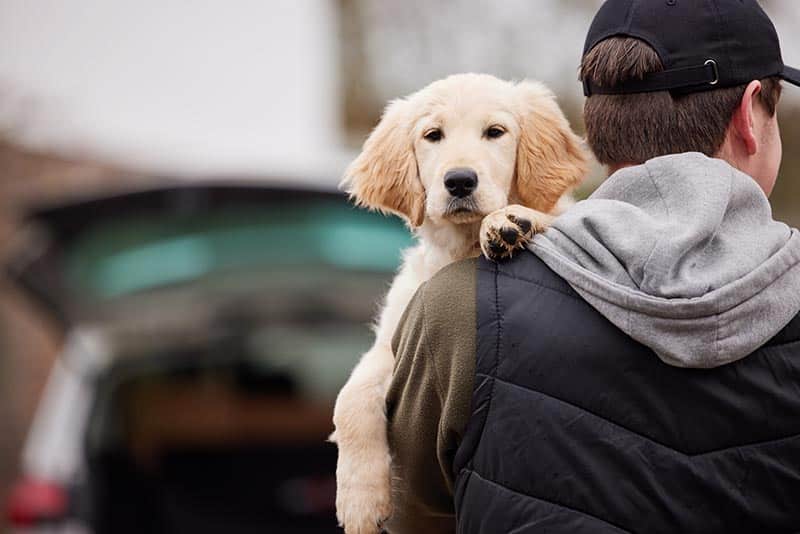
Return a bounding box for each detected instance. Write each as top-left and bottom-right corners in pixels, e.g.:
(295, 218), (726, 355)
(623, 0), (637, 32)
(709, 0), (735, 83)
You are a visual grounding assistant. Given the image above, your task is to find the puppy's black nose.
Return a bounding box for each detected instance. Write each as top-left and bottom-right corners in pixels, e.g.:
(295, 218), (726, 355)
(444, 168), (478, 198)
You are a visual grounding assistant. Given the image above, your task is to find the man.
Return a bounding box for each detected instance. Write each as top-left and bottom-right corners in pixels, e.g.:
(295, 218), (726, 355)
(385, 1), (800, 532)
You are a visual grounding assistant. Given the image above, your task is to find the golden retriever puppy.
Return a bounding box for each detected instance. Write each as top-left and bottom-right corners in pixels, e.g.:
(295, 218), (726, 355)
(331, 73), (587, 533)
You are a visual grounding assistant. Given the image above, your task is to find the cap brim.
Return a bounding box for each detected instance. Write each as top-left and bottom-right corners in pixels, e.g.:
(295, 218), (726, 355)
(781, 65), (800, 87)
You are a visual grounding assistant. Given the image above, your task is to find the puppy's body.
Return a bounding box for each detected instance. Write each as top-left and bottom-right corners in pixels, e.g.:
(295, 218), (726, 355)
(332, 74), (587, 534)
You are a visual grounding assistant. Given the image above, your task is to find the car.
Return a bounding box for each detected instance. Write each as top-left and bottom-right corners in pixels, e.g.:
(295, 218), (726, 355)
(4, 182), (412, 533)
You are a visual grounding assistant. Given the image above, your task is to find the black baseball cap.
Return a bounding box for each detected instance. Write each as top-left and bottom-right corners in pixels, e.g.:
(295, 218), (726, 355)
(582, 0), (800, 96)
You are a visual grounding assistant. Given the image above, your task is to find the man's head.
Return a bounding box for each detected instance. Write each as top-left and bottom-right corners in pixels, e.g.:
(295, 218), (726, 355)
(580, 0), (799, 195)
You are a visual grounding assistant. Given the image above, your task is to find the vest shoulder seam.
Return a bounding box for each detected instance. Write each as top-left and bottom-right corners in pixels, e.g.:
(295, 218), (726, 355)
(477, 265), (580, 301)
(470, 262), (505, 473)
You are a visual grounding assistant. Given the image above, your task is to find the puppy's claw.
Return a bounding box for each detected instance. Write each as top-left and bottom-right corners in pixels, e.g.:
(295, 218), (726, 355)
(489, 241), (507, 256)
(514, 217), (533, 235)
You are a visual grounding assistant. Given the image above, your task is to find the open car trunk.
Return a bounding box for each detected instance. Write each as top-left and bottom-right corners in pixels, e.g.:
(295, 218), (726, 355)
(87, 346), (341, 534)
(7, 183), (411, 533)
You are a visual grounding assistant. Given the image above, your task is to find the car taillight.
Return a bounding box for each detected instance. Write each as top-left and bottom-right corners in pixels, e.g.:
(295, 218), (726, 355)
(6, 477), (68, 527)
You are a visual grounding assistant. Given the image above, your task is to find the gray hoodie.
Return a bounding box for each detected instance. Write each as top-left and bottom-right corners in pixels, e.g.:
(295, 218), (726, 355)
(532, 152), (800, 368)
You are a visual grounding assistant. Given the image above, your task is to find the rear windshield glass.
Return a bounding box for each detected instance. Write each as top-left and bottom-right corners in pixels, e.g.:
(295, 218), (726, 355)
(64, 200), (412, 299)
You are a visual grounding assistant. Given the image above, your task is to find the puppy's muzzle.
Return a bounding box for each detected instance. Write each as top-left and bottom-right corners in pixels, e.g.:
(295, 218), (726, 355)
(444, 168), (478, 198)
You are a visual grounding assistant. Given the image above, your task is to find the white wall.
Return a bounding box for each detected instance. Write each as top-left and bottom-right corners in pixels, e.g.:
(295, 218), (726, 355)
(0, 0), (346, 179)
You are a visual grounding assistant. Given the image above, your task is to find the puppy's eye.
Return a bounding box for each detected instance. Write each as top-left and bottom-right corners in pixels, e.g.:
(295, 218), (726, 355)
(423, 129), (443, 142)
(485, 126), (506, 139)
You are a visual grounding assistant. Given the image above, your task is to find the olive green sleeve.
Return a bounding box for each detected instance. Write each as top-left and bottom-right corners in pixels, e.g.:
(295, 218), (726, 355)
(384, 258), (478, 534)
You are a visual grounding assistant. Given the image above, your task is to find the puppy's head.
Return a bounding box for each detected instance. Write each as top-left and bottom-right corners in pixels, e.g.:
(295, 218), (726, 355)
(343, 74), (587, 228)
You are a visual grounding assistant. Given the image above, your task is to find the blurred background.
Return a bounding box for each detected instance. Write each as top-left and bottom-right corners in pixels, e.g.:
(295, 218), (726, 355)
(0, 1), (797, 532)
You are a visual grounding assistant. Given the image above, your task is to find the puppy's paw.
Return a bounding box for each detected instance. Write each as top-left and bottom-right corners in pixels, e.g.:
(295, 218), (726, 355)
(480, 205), (551, 261)
(336, 451), (393, 534)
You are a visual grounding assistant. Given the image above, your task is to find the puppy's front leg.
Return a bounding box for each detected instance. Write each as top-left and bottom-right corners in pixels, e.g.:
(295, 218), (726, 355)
(480, 204), (556, 261)
(332, 340), (395, 534)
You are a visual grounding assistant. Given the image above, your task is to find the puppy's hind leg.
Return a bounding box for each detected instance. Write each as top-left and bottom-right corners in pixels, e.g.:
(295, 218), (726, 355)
(332, 340), (395, 534)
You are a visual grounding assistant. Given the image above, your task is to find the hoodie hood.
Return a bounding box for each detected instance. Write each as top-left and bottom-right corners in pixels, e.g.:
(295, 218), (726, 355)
(532, 152), (800, 368)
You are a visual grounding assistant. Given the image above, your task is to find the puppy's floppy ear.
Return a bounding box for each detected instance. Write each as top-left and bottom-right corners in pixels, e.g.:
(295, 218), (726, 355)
(513, 81), (588, 212)
(341, 98), (425, 227)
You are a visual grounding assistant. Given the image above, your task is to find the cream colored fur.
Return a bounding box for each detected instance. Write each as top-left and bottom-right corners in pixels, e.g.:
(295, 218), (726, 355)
(331, 73), (587, 534)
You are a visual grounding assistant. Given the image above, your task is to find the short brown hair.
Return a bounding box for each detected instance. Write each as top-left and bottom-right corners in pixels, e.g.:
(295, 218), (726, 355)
(580, 37), (782, 166)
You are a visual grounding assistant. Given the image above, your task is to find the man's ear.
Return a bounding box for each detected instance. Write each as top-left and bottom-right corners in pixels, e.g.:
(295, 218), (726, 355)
(513, 81), (588, 212)
(732, 80), (763, 156)
(341, 98), (426, 228)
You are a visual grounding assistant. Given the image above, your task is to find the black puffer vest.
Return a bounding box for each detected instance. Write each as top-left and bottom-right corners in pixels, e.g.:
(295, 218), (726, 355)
(454, 252), (800, 533)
